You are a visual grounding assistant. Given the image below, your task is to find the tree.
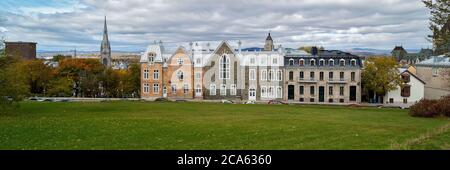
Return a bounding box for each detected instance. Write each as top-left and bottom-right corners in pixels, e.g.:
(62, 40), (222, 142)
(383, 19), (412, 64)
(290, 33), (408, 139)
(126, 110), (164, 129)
(362, 57), (403, 103)
(52, 54), (71, 62)
(423, 0), (450, 55)
(47, 77), (73, 97)
(21, 60), (55, 95)
(0, 53), (29, 110)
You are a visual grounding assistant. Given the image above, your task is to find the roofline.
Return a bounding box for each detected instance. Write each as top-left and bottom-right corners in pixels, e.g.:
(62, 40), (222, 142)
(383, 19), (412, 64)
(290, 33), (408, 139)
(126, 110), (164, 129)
(402, 69), (426, 85)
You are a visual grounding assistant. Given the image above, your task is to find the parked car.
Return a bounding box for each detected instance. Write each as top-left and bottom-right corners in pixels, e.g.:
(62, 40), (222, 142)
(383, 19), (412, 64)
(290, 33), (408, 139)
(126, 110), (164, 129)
(221, 100), (234, 104)
(268, 100), (287, 105)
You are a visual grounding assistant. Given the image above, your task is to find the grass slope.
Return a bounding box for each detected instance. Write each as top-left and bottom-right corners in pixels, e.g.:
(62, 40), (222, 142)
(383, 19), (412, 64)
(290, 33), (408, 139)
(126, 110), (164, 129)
(0, 101), (449, 150)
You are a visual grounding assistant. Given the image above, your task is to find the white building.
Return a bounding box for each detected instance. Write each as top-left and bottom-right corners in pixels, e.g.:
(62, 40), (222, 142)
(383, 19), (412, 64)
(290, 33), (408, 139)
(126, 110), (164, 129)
(384, 68), (425, 108)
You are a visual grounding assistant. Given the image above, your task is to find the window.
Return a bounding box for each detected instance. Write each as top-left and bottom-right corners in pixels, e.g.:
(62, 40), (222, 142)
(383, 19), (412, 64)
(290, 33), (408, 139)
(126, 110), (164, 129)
(300, 71), (304, 80)
(329, 86), (333, 95)
(299, 98), (304, 102)
(195, 73), (201, 80)
(432, 68), (438, 76)
(220, 55), (230, 79)
(340, 86), (344, 96)
(261, 86), (267, 97)
(402, 73), (410, 83)
(272, 58), (278, 65)
(171, 84), (177, 94)
(268, 87), (274, 98)
(310, 98), (315, 102)
(230, 84), (236, 95)
(329, 72), (334, 80)
(210, 84), (216, 95)
(250, 57), (256, 65)
(339, 59), (345, 66)
(177, 59), (183, 65)
(351, 59), (356, 66)
(310, 71), (315, 80)
(401, 85), (411, 97)
(143, 83), (150, 93)
(351, 72), (356, 81)
(320, 72), (324, 81)
(195, 85), (202, 95)
(389, 98), (394, 103)
(277, 87), (282, 98)
(249, 69), (256, 80)
(403, 98), (408, 104)
(289, 59), (294, 66)
(299, 86), (304, 95)
(220, 84), (227, 96)
(319, 59), (325, 66)
(148, 52), (155, 63)
(289, 71), (294, 81)
(183, 84), (189, 94)
(153, 84), (159, 94)
(177, 71), (184, 80)
(268, 70), (273, 81)
(299, 59), (305, 66)
(196, 58), (201, 64)
(277, 70), (282, 81)
(310, 86), (315, 95)
(339, 99), (344, 103)
(143, 69), (149, 80)
(340, 72), (344, 81)
(153, 70), (159, 80)
(261, 69), (267, 81)
(328, 98), (333, 103)
(329, 59), (334, 66)
(310, 59), (316, 66)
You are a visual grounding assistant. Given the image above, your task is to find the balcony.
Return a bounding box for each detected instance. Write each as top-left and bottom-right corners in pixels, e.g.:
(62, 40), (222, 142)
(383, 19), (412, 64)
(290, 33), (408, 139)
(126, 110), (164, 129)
(298, 78), (318, 83)
(328, 78), (347, 84)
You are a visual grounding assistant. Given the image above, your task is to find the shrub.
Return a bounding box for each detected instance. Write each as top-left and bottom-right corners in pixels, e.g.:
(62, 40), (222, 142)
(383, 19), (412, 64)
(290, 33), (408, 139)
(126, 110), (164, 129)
(409, 95), (450, 118)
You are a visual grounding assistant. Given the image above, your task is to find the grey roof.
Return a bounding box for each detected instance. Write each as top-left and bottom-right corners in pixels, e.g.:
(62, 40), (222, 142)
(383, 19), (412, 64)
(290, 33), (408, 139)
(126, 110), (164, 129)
(415, 55), (450, 67)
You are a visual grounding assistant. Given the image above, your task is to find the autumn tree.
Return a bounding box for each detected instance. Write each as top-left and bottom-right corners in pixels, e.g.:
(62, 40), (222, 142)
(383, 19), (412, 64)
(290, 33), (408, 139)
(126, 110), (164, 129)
(0, 46), (29, 109)
(21, 60), (55, 95)
(423, 0), (450, 55)
(57, 58), (104, 97)
(362, 57), (403, 103)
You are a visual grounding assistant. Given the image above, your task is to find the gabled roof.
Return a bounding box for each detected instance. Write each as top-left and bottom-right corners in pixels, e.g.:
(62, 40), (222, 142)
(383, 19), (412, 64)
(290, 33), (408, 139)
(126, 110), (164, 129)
(399, 68), (426, 85)
(266, 33), (273, 41)
(392, 46), (406, 52)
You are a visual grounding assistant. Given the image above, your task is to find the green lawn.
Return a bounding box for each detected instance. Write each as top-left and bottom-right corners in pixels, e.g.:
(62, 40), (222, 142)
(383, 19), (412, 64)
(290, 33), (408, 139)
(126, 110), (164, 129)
(1, 101), (449, 150)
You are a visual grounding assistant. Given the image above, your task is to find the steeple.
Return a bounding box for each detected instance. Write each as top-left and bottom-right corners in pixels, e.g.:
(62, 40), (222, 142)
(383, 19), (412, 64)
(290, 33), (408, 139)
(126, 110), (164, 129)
(264, 32), (274, 51)
(100, 16), (111, 67)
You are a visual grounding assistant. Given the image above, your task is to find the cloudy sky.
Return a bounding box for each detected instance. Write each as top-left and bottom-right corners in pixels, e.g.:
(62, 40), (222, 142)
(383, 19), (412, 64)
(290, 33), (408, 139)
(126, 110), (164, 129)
(0, 0), (432, 52)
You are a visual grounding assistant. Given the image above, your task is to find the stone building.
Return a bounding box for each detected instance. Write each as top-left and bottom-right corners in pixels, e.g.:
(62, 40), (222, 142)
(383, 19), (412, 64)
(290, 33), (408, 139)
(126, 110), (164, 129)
(415, 55), (450, 99)
(391, 46), (433, 65)
(284, 48), (362, 103)
(4, 41), (37, 60)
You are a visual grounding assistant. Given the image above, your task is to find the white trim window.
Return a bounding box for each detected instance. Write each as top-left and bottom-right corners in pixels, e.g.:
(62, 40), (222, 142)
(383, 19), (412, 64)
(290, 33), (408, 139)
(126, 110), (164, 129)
(329, 59), (334, 66)
(143, 69), (149, 80)
(261, 86), (267, 98)
(277, 69), (282, 81)
(171, 84), (177, 94)
(210, 84), (216, 95)
(432, 68), (439, 76)
(195, 84), (202, 96)
(268, 69), (274, 81)
(261, 69), (267, 81)
(230, 84), (236, 95)
(289, 59), (294, 66)
(177, 58), (183, 65)
(220, 84), (227, 96)
(249, 69), (256, 80)
(319, 59), (325, 66)
(219, 55), (230, 79)
(310, 59), (316, 66)
(177, 71), (184, 80)
(153, 83), (159, 94)
(196, 58), (201, 64)
(277, 86), (282, 98)
(339, 59), (345, 66)
(268, 86), (274, 98)
(195, 73), (201, 80)
(272, 57), (278, 65)
(153, 70), (159, 80)
(183, 84), (189, 94)
(351, 59), (357, 66)
(250, 57), (256, 65)
(299, 59), (305, 66)
(143, 83), (150, 93)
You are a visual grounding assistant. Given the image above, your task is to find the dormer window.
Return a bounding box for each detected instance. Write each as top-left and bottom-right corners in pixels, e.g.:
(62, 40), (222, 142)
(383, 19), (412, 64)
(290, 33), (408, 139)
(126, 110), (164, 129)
(351, 59), (356, 66)
(289, 59), (294, 66)
(319, 59), (325, 66)
(329, 59), (334, 66)
(299, 59), (305, 66)
(310, 59), (316, 66)
(148, 52), (156, 63)
(339, 59), (345, 66)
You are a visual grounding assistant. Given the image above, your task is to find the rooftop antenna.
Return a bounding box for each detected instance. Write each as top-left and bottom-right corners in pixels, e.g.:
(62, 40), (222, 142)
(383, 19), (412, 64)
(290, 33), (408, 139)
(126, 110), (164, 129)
(74, 47), (77, 58)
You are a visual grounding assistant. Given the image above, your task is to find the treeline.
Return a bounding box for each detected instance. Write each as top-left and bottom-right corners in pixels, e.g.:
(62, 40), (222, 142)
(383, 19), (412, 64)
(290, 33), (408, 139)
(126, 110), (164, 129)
(0, 53), (141, 104)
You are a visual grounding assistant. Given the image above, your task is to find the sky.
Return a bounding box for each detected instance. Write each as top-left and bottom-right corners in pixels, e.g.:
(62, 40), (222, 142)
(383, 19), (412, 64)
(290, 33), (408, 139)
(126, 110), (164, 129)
(0, 0), (433, 52)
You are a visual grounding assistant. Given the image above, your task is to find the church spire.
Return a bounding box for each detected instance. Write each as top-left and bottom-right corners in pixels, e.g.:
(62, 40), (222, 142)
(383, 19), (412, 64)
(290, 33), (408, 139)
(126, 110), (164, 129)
(100, 16), (111, 67)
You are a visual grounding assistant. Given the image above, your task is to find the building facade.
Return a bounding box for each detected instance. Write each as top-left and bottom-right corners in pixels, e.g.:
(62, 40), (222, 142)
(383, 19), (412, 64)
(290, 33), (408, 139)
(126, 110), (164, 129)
(4, 41), (37, 60)
(383, 69), (425, 107)
(415, 55), (450, 99)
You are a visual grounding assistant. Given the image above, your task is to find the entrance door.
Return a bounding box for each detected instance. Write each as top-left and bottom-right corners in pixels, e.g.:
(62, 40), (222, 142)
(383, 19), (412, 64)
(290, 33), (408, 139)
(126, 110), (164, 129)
(319, 86), (325, 102)
(288, 85), (295, 100)
(350, 86), (356, 101)
(249, 87), (256, 101)
(163, 86), (167, 98)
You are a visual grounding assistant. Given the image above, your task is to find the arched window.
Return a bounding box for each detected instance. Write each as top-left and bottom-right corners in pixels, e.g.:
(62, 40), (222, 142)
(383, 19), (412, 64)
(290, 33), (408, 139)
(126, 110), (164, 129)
(277, 87), (282, 98)
(329, 59), (334, 66)
(339, 59), (345, 66)
(299, 59), (305, 66)
(261, 86), (267, 97)
(289, 59), (294, 66)
(195, 84), (202, 96)
(220, 84), (227, 96)
(319, 59), (325, 66)
(261, 69), (267, 81)
(310, 59), (316, 66)
(219, 55), (230, 79)
(268, 70), (273, 81)
(177, 71), (184, 80)
(210, 84), (216, 95)
(277, 70), (282, 81)
(351, 59), (356, 66)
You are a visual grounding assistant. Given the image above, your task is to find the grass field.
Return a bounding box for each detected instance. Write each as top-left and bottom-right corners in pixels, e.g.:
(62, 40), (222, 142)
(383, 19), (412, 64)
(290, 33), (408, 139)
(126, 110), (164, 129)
(1, 101), (449, 150)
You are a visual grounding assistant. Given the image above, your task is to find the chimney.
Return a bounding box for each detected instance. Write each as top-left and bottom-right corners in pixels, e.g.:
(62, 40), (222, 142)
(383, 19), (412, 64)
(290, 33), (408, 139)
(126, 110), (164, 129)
(311, 46), (318, 55)
(238, 40), (242, 53)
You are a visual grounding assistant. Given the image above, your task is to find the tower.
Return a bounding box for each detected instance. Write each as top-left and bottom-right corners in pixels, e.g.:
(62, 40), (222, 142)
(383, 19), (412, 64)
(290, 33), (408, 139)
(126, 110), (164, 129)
(100, 16), (111, 67)
(263, 32), (274, 51)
